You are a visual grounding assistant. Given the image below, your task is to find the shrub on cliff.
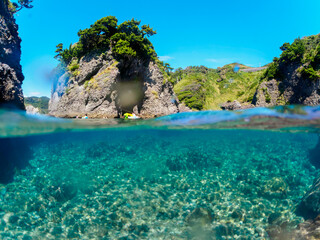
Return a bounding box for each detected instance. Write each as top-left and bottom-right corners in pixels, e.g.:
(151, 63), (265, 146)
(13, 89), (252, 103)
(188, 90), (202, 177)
(263, 34), (320, 81)
(55, 16), (157, 64)
(280, 38), (305, 63)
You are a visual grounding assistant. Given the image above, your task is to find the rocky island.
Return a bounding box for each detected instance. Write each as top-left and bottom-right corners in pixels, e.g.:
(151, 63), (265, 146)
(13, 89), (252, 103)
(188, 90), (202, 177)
(49, 16), (188, 118)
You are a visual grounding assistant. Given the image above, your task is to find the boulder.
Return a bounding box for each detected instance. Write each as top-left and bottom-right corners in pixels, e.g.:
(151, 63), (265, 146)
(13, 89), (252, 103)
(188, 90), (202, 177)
(221, 100), (242, 110)
(185, 207), (213, 226)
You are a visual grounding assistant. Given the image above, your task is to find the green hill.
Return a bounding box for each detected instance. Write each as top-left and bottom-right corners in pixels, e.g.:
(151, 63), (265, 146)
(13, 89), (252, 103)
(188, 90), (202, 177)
(170, 64), (264, 110)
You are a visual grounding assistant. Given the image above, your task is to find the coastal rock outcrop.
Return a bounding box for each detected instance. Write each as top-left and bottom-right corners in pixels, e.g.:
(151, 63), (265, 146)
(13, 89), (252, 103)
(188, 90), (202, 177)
(49, 52), (185, 118)
(253, 35), (320, 107)
(0, 0), (25, 109)
(253, 65), (320, 107)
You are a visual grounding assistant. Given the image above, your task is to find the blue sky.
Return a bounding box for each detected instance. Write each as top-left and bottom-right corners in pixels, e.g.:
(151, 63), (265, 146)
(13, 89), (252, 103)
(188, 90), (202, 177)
(15, 0), (320, 97)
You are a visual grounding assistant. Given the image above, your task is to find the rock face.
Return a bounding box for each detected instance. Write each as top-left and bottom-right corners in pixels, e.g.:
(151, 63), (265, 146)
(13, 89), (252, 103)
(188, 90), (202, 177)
(309, 137), (320, 169)
(0, 137), (32, 183)
(49, 52), (186, 118)
(0, 0), (25, 109)
(296, 172), (320, 221)
(253, 63), (320, 107)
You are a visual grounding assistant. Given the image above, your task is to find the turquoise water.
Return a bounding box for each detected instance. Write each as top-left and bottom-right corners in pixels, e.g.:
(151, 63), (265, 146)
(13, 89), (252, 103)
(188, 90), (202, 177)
(0, 106), (320, 239)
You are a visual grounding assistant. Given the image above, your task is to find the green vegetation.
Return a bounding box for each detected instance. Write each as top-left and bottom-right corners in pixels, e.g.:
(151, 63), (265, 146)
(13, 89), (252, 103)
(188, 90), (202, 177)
(280, 39), (305, 63)
(264, 58), (281, 80)
(171, 64), (264, 110)
(55, 16), (157, 65)
(301, 66), (320, 80)
(262, 88), (271, 103)
(264, 34), (320, 81)
(67, 59), (80, 76)
(6, 0), (33, 13)
(24, 96), (49, 114)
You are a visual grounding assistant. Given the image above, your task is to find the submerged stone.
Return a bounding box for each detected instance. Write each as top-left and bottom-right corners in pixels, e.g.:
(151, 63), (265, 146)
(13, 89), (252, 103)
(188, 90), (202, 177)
(185, 207), (213, 226)
(296, 174), (320, 220)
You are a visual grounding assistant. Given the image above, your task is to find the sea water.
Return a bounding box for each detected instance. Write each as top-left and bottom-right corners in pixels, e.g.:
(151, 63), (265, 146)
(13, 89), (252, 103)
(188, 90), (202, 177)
(0, 106), (320, 240)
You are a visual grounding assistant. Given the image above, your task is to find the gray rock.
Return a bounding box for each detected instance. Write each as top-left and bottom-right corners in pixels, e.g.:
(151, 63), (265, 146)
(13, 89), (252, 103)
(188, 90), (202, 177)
(254, 62), (320, 106)
(294, 215), (320, 239)
(49, 54), (189, 118)
(253, 79), (280, 107)
(0, 0), (25, 109)
(296, 173), (320, 220)
(220, 100), (242, 110)
(185, 207), (213, 226)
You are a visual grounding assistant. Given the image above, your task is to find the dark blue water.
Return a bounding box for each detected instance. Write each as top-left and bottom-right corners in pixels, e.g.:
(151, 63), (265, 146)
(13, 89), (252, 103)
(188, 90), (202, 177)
(0, 106), (319, 239)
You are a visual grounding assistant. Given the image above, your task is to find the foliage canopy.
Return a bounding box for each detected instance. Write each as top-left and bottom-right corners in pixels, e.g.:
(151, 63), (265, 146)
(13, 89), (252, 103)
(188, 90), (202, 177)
(55, 16), (157, 64)
(264, 34), (320, 81)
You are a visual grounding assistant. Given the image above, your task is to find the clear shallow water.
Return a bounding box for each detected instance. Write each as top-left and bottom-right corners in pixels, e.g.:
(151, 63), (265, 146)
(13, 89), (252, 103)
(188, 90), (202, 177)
(0, 106), (320, 239)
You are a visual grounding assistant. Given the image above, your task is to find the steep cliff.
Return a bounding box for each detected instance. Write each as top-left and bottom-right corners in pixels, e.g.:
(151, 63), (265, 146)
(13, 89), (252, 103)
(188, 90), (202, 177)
(0, 0), (25, 109)
(49, 52), (185, 118)
(253, 34), (320, 107)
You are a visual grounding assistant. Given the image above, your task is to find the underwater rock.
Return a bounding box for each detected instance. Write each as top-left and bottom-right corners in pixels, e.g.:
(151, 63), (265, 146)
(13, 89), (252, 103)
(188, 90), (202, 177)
(185, 207), (213, 226)
(8, 214), (19, 224)
(214, 223), (237, 238)
(296, 173), (320, 220)
(49, 182), (77, 202)
(268, 212), (282, 225)
(309, 136), (320, 169)
(0, 137), (33, 184)
(294, 214), (320, 239)
(230, 208), (244, 220)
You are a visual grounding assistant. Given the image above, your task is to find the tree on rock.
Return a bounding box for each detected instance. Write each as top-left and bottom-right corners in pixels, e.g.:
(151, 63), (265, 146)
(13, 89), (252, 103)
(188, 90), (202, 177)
(56, 16), (157, 64)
